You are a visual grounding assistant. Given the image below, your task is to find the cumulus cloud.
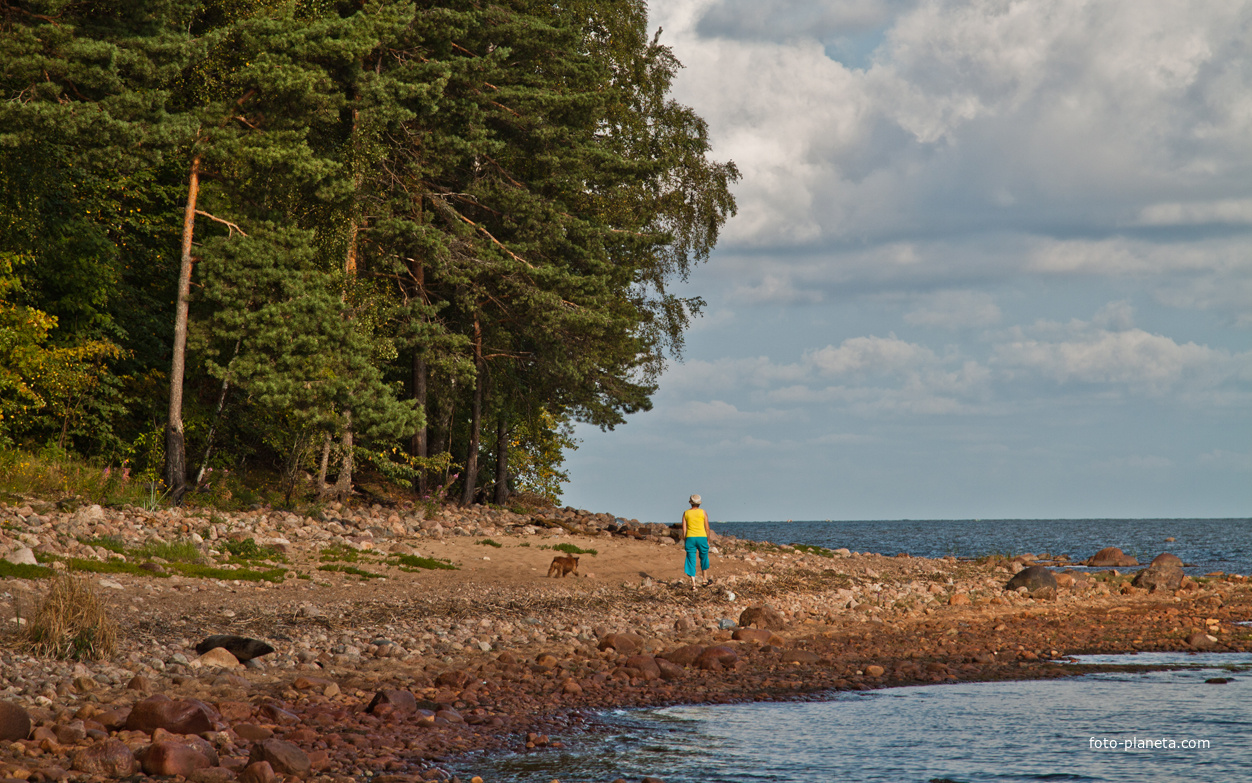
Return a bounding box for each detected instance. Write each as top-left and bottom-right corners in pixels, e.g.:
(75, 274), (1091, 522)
(904, 290), (1002, 328)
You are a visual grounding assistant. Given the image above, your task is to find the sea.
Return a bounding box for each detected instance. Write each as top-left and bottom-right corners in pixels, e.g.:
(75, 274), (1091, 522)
(467, 519), (1252, 783)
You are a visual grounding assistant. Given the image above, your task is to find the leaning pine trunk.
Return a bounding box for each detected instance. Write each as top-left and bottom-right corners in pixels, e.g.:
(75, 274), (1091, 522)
(332, 410), (354, 499)
(165, 155), (200, 504)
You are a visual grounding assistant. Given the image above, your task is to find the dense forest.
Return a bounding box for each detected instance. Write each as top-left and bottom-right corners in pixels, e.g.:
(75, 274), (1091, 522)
(0, 0), (737, 507)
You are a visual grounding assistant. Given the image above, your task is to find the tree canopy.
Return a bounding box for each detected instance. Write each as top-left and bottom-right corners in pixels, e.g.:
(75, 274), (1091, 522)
(0, 0), (737, 506)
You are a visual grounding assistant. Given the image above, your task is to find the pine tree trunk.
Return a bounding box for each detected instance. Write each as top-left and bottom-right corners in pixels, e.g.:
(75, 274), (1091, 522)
(493, 414), (509, 506)
(316, 433), (332, 496)
(165, 155), (200, 504)
(409, 257), (428, 493)
(460, 321), (483, 506)
(333, 410), (354, 499)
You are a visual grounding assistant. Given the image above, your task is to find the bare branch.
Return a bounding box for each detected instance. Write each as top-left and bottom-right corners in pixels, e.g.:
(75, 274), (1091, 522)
(194, 210), (248, 237)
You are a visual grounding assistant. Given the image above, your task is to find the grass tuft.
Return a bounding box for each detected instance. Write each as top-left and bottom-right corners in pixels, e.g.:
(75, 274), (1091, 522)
(390, 554), (457, 571)
(475, 538), (503, 548)
(549, 542), (596, 556)
(134, 539), (203, 563)
(24, 574), (118, 660)
(318, 563), (384, 580)
(791, 543), (834, 558)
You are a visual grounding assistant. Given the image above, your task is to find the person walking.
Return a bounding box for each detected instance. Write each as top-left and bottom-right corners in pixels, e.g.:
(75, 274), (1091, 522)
(681, 494), (715, 588)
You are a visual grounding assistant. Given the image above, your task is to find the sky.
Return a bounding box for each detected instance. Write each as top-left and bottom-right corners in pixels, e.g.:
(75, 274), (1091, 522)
(561, 0), (1252, 523)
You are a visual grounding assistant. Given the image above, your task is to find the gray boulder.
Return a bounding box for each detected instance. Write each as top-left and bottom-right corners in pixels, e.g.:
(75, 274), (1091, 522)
(1132, 564), (1183, 593)
(1005, 565), (1058, 593)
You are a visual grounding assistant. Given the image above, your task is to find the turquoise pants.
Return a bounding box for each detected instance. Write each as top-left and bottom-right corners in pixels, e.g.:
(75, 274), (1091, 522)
(684, 536), (709, 577)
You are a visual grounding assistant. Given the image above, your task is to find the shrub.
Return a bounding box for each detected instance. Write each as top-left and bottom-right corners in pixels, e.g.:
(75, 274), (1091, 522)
(24, 574), (118, 660)
(551, 542), (596, 556)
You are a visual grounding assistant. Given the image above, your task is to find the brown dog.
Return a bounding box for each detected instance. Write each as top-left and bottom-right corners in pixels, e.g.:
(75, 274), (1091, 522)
(547, 555), (579, 578)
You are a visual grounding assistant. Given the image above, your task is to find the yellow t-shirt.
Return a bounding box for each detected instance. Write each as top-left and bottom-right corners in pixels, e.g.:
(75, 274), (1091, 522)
(683, 508), (708, 537)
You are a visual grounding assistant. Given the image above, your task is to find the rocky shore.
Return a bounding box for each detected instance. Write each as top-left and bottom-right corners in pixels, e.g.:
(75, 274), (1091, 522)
(2, 499), (1251, 783)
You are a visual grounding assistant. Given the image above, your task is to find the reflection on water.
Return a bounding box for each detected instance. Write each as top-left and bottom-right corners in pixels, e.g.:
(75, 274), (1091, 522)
(471, 654), (1252, 783)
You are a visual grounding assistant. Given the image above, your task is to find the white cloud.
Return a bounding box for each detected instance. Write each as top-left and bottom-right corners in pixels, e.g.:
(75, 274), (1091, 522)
(1135, 199), (1252, 227)
(904, 290), (1002, 328)
(807, 334), (935, 375)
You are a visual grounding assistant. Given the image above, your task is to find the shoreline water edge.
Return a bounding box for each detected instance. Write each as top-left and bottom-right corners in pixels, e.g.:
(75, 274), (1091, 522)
(1, 499), (1250, 782)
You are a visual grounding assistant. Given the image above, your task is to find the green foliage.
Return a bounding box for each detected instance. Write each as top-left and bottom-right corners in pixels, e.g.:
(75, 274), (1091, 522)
(389, 553), (456, 571)
(223, 537), (284, 562)
(319, 545), (363, 563)
(0, 0), (737, 501)
(549, 542), (596, 556)
(792, 544), (835, 558)
(134, 539), (203, 563)
(475, 538), (502, 548)
(0, 448), (157, 507)
(318, 563), (384, 580)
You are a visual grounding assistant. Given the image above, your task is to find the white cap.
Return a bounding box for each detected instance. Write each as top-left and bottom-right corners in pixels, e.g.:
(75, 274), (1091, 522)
(689, 494), (702, 505)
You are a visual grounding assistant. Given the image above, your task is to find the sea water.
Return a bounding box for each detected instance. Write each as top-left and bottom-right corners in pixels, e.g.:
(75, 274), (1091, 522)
(719, 518), (1252, 575)
(471, 653), (1252, 783)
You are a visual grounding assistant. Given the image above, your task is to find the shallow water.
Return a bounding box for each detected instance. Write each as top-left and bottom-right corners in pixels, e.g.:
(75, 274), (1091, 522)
(471, 654), (1252, 783)
(719, 518), (1252, 575)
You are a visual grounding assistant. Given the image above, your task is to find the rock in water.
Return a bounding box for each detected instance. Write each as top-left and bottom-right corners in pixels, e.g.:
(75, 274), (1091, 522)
(1150, 552), (1183, 568)
(195, 635), (275, 662)
(1005, 566), (1058, 593)
(0, 701), (31, 741)
(1084, 547), (1139, 567)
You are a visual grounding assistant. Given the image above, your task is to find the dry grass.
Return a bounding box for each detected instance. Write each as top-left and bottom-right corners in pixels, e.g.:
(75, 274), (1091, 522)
(24, 574), (118, 660)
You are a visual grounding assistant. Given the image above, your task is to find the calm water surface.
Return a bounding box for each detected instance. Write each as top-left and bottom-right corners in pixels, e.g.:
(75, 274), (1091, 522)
(718, 518), (1252, 575)
(472, 654), (1252, 783)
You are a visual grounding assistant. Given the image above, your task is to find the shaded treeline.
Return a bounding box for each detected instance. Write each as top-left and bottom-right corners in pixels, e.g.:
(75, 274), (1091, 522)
(0, 0), (737, 505)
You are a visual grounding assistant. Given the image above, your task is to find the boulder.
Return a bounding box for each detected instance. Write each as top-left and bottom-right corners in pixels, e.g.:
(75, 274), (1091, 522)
(597, 633), (644, 654)
(1005, 565), (1058, 593)
(249, 739), (310, 777)
(1150, 553), (1183, 568)
(779, 649), (822, 664)
(366, 689), (417, 716)
(139, 741), (212, 777)
(1132, 564), (1184, 593)
(71, 740), (139, 777)
(3, 547), (38, 566)
(864, 664), (885, 677)
(195, 635), (275, 662)
(125, 695), (218, 735)
(694, 645), (738, 671)
(0, 701), (31, 742)
(1084, 547), (1139, 567)
(655, 658), (686, 681)
(239, 761), (277, 783)
(1187, 632), (1218, 650)
(731, 628), (774, 644)
(622, 655), (661, 680)
(738, 605), (787, 630)
(656, 645), (706, 667)
(196, 647), (242, 668)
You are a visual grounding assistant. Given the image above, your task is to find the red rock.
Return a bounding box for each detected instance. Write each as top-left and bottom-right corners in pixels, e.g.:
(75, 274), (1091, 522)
(292, 677), (334, 691)
(731, 628), (773, 644)
(561, 678), (583, 696)
(126, 675), (153, 692)
(597, 633), (644, 654)
(93, 707), (131, 731)
(70, 739), (139, 777)
(126, 695), (218, 735)
(779, 649), (821, 664)
(54, 721), (88, 744)
(367, 689), (417, 716)
(1151, 552), (1183, 567)
(1085, 547), (1139, 567)
(250, 738), (310, 777)
(191, 767), (237, 783)
(623, 655), (661, 680)
(655, 659), (685, 682)
(216, 701), (254, 723)
(256, 704), (298, 724)
(234, 724), (272, 742)
(0, 701), (31, 742)
(239, 760), (276, 783)
(864, 665), (885, 677)
(435, 669), (472, 689)
(139, 740), (212, 776)
(695, 645), (738, 671)
(1187, 632), (1218, 650)
(738, 605), (786, 630)
(657, 645), (705, 667)
(285, 727), (319, 744)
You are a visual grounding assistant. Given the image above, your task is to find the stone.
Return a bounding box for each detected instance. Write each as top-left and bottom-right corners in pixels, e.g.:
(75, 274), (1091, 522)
(234, 724), (274, 742)
(434, 669), (472, 689)
(197, 647), (243, 668)
(1084, 547), (1139, 567)
(240, 761), (277, 783)
(694, 645), (738, 671)
(195, 635), (275, 662)
(3, 547), (38, 566)
(1150, 553), (1184, 568)
(139, 741), (212, 777)
(731, 628), (773, 644)
(127, 675), (154, 691)
(0, 701), (31, 741)
(657, 645), (705, 667)
(71, 739), (139, 777)
(366, 689), (417, 716)
(948, 593), (971, 606)
(1054, 572), (1075, 588)
(655, 658), (685, 681)
(738, 605), (786, 630)
(250, 739), (311, 777)
(1005, 566), (1058, 593)
(623, 655), (661, 680)
(864, 665), (885, 677)
(71, 504), (106, 524)
(125, 695), (218, 735)
(1132, 564), (1184, 593)
(597, 633), (644, 654)
(1187, 632), (1218, 650)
